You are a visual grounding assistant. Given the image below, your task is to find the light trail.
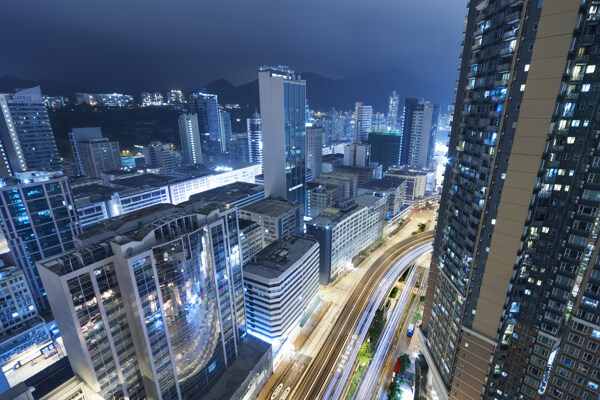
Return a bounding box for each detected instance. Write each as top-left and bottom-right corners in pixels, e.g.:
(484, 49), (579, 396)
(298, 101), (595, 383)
(322, 242), (433, 399)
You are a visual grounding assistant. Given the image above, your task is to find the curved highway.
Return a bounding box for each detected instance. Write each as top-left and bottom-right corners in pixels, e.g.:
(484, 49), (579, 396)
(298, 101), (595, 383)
(279, 231), (434, 400)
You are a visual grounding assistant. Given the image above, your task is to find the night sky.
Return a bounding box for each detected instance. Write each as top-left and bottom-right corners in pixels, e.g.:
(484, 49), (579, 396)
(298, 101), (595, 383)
(2, 0), (466, 95)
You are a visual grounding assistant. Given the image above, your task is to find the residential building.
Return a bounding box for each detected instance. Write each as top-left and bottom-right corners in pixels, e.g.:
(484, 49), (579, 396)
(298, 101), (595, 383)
(0, 171), (80, 311)
(77, 139), (121, 178)
(140, 91), (163, 106)
(39, 201), (271, 399)
(354, 102), (373, 143)
(307, 195), (385, 284)
(307, 186), (338, 218)
(239, 219), (263, 265)
(75, 93), (133, 107)
(309, 171), (358, 200)
(384, 168), (427, 201)
(258, 66), (307, 210)
(368, 131), (402, 170)
(143, 141), (182, 175)
(387, 91), (400, 130)
(228, 134), (249, 163)
(247, 113), (263, 168)
(421, 2), (600, 400)
(167, 90), (185, 105)
(179, 113), (203, 165)
(401, 97), (440, 169)
(306, 126), (323, 177)
(0, 86), (61, 175)
(42, 96), (68, 110)
(69, 127), (102, 176)
(240, 198), (302, 246)
(333, 164), (382, 186)
(358, 177), (406, 219)
(343, 142), (370, 168)
(188, 91), (222, 154)
(219, 107), (232, 152)
(0, 264), (49, 365)
(244, 235), (319, 342)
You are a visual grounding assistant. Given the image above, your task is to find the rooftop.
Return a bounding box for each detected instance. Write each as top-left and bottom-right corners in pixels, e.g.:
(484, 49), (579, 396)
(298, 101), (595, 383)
(241, 197), (301, 217)
(385, 168), (429, 177)
(113, 173), (179, 188)
(244, 235), (318, 280)
(189, 181), (264, 205)
(360, 176), (406, 191)
(308, 194), (382, 228)
(238, 218), (260, 231)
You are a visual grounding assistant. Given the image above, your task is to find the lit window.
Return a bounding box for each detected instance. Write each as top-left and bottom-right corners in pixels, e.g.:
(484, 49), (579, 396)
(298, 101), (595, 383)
(567, 137), (576, 144)
(491, 219), (496, 225)
(583, 84), (591, 92)
(524, 64), (530, 71)
(520, 84), (526, 92)
(572, 120), (580, 127)
(542, 227), (549, 233)
(584, 120), (590, 127)
(554, 184), (562, 191)
(586, 65), (596, 74)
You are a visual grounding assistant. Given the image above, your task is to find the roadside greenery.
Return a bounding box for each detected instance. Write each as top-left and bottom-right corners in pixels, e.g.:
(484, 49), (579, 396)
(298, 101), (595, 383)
(345, 343), (374, 400)
(390, 287), (399, 298)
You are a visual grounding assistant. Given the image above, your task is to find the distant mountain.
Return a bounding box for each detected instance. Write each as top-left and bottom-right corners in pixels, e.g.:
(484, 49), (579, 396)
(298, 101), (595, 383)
(0, 67), (447, 113)
(202, 68), (444, 113)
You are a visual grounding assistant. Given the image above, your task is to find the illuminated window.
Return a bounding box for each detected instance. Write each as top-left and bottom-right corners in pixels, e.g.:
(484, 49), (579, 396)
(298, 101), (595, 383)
(587, 65), (596, 74)
(583, 84), (591, 92)
(520, 84), (526, 92)
(524, 64), (530, 71)
(567, 137), (576, 144)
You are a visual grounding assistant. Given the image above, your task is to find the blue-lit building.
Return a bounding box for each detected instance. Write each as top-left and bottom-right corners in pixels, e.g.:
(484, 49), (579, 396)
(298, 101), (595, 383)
(188, 91), (222, 154)
(39, 201), (270, 399)
(0, 86), (62, 175)
(219, 107), (233, 153)
(247, 112), (263, 168)
(0, 171), (80, 311)
(258, 66), (307, 212)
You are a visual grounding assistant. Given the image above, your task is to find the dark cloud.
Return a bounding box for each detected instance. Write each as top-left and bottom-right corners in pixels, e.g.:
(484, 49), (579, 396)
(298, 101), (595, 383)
(1, 0), (466, 97)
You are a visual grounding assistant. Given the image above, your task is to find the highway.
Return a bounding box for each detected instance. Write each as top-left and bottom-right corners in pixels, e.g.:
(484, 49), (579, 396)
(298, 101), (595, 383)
(352, 255), (430, 400)
(279, 231), (434, 400)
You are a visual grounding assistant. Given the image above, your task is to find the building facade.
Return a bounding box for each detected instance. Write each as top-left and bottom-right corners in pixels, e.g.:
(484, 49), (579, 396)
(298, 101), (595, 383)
(421, 2), (600, 400)
(39, 202), (249, 399)
(143, 142), (182, 176)
(354, 102), (373, 143)
(368, 131), (402, 171)
(178, 113), (203, 165)
(258, 66), (307, 210)
(0, 172), (80, 311)
(244, 235), (319, 342)
(0, 86), (61, 175)
(307, 195), (385, 284)
(306, 126), (323, 178)
(239, 198), (302, 246)
(247, 113), (263, 168)
(188, 92), (222, 154)
(77, 139), (122, 178)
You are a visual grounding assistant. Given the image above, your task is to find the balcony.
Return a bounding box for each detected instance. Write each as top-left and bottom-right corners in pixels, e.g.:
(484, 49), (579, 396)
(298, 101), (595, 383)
(497, 63), (511, 73)
(502, 30), (517, 41)
(499, 47), (515, 57)
(582, 34), (595, 45)
(505, 11), (520, 24)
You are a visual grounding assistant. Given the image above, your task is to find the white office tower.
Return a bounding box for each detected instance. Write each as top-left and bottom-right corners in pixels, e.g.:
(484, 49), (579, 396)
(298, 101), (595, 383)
(306, 125), (323, 178)
(244, 235), (319, 343)
(178, 113), (203, 165)
(258, 66), (306, 208)
(354, 102), (373, 143)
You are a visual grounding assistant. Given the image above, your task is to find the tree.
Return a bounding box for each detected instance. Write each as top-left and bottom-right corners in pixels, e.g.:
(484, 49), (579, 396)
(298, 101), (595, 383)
(357, 342), (374, 366)
(417, 223), (426, 232)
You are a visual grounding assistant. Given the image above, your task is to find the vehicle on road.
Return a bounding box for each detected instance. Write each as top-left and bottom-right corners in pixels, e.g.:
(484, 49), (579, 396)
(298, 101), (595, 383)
(407, 323), (415, 337)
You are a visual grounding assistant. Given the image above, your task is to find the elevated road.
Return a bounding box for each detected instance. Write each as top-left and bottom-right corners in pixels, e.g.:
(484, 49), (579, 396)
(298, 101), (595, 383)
(279, 231), (434, 400)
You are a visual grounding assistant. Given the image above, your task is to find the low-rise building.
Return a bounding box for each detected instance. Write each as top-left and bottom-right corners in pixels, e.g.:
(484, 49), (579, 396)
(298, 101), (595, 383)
(240, 198), (302, 246)
(243, 235), (319, 342)
(358, 177), (407, 219)
(307, 186), (338, 218)
(333, 163), (382, 186)
(384, 168), (428, 201)
(307, 195), (386, 284)
(189, 182), (265, 211)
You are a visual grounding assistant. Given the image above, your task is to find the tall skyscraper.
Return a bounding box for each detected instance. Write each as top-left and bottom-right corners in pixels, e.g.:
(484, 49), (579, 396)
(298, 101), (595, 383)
(400, 97), (439, 169)
(178, 113), (203, 165)
(422, 2), (600, 400)
(247, 112), (263, 168)
(387, 90), (400, 130)
(258, 66), (307, 209)
(354, 102), (373, 143)
(368, 131), (402, 170)
(306, 125), (323, 178)
(0, 86), (61, 175)
(219, 107), (233, 153)
(0, 171), (80, 311)
(39, 202), (251, 399)
(188, 91), (222, 154)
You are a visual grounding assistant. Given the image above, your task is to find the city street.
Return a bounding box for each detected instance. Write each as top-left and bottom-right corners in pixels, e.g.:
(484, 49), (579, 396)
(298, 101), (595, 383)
(257, 208), (437, 400)
(3, 338), (66, 386)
